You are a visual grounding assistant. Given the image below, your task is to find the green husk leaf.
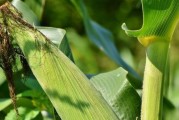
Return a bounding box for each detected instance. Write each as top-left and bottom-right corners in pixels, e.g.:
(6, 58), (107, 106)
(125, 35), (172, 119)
(20, 27), (73, 90)
(91, 68), (141, 120)
(1, 2), (118, 120)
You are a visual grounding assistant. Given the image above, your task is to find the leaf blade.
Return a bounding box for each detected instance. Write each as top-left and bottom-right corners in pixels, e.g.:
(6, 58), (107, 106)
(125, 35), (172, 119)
(71, 0), (142, 83)
(91, 68), (141, 119)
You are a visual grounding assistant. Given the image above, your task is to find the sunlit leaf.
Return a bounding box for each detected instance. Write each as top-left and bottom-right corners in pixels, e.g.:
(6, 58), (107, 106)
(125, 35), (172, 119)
(16, 90), (54, 114)
(16, 27), (72, 93)
(37, 27), (74, 61)
(21, 27), (73, 90)
(0, 99), (12, 111)
(0, 97), (35, 112)
(37, 27), (66, 47)
(5, 107), (39, 120)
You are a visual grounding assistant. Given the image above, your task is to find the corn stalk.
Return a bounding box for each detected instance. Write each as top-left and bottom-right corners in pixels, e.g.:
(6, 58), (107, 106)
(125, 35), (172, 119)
(123, 0), (179, 119)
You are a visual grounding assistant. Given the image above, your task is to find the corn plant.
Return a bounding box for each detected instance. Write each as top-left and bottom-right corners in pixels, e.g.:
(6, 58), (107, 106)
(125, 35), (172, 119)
(123, 0), (179, 119)
(0, 0), (179, 120)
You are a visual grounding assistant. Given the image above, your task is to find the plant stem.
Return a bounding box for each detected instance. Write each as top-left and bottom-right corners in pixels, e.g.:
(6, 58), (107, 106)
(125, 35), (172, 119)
(141, 39), (169, 120)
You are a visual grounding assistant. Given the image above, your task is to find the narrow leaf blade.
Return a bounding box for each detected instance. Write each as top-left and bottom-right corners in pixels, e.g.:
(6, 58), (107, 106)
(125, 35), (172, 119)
(71, 0), (141, 82)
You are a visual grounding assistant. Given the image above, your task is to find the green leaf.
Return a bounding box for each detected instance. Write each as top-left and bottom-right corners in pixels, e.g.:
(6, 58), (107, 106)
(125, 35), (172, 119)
(5, 107), (39, 120)
(71, 0), (141, 82)
(122, 0), (179, 46)
(0, 68), (6, 86)
(21, 74), (43, 91)
(0, 97), (35, 112)
(59, 36), (74, 62)
(37, 27), (66, 47)
(36, 27), (74, 61)
(91, 68), (141, 120)
(17, 90), (44, 98)
(1, 3), (119, 120)
(12, 0), (39, 25)
(16, 90), (54, 114)
(2, 98), (35, 112)
(0, 99), (12, 111)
